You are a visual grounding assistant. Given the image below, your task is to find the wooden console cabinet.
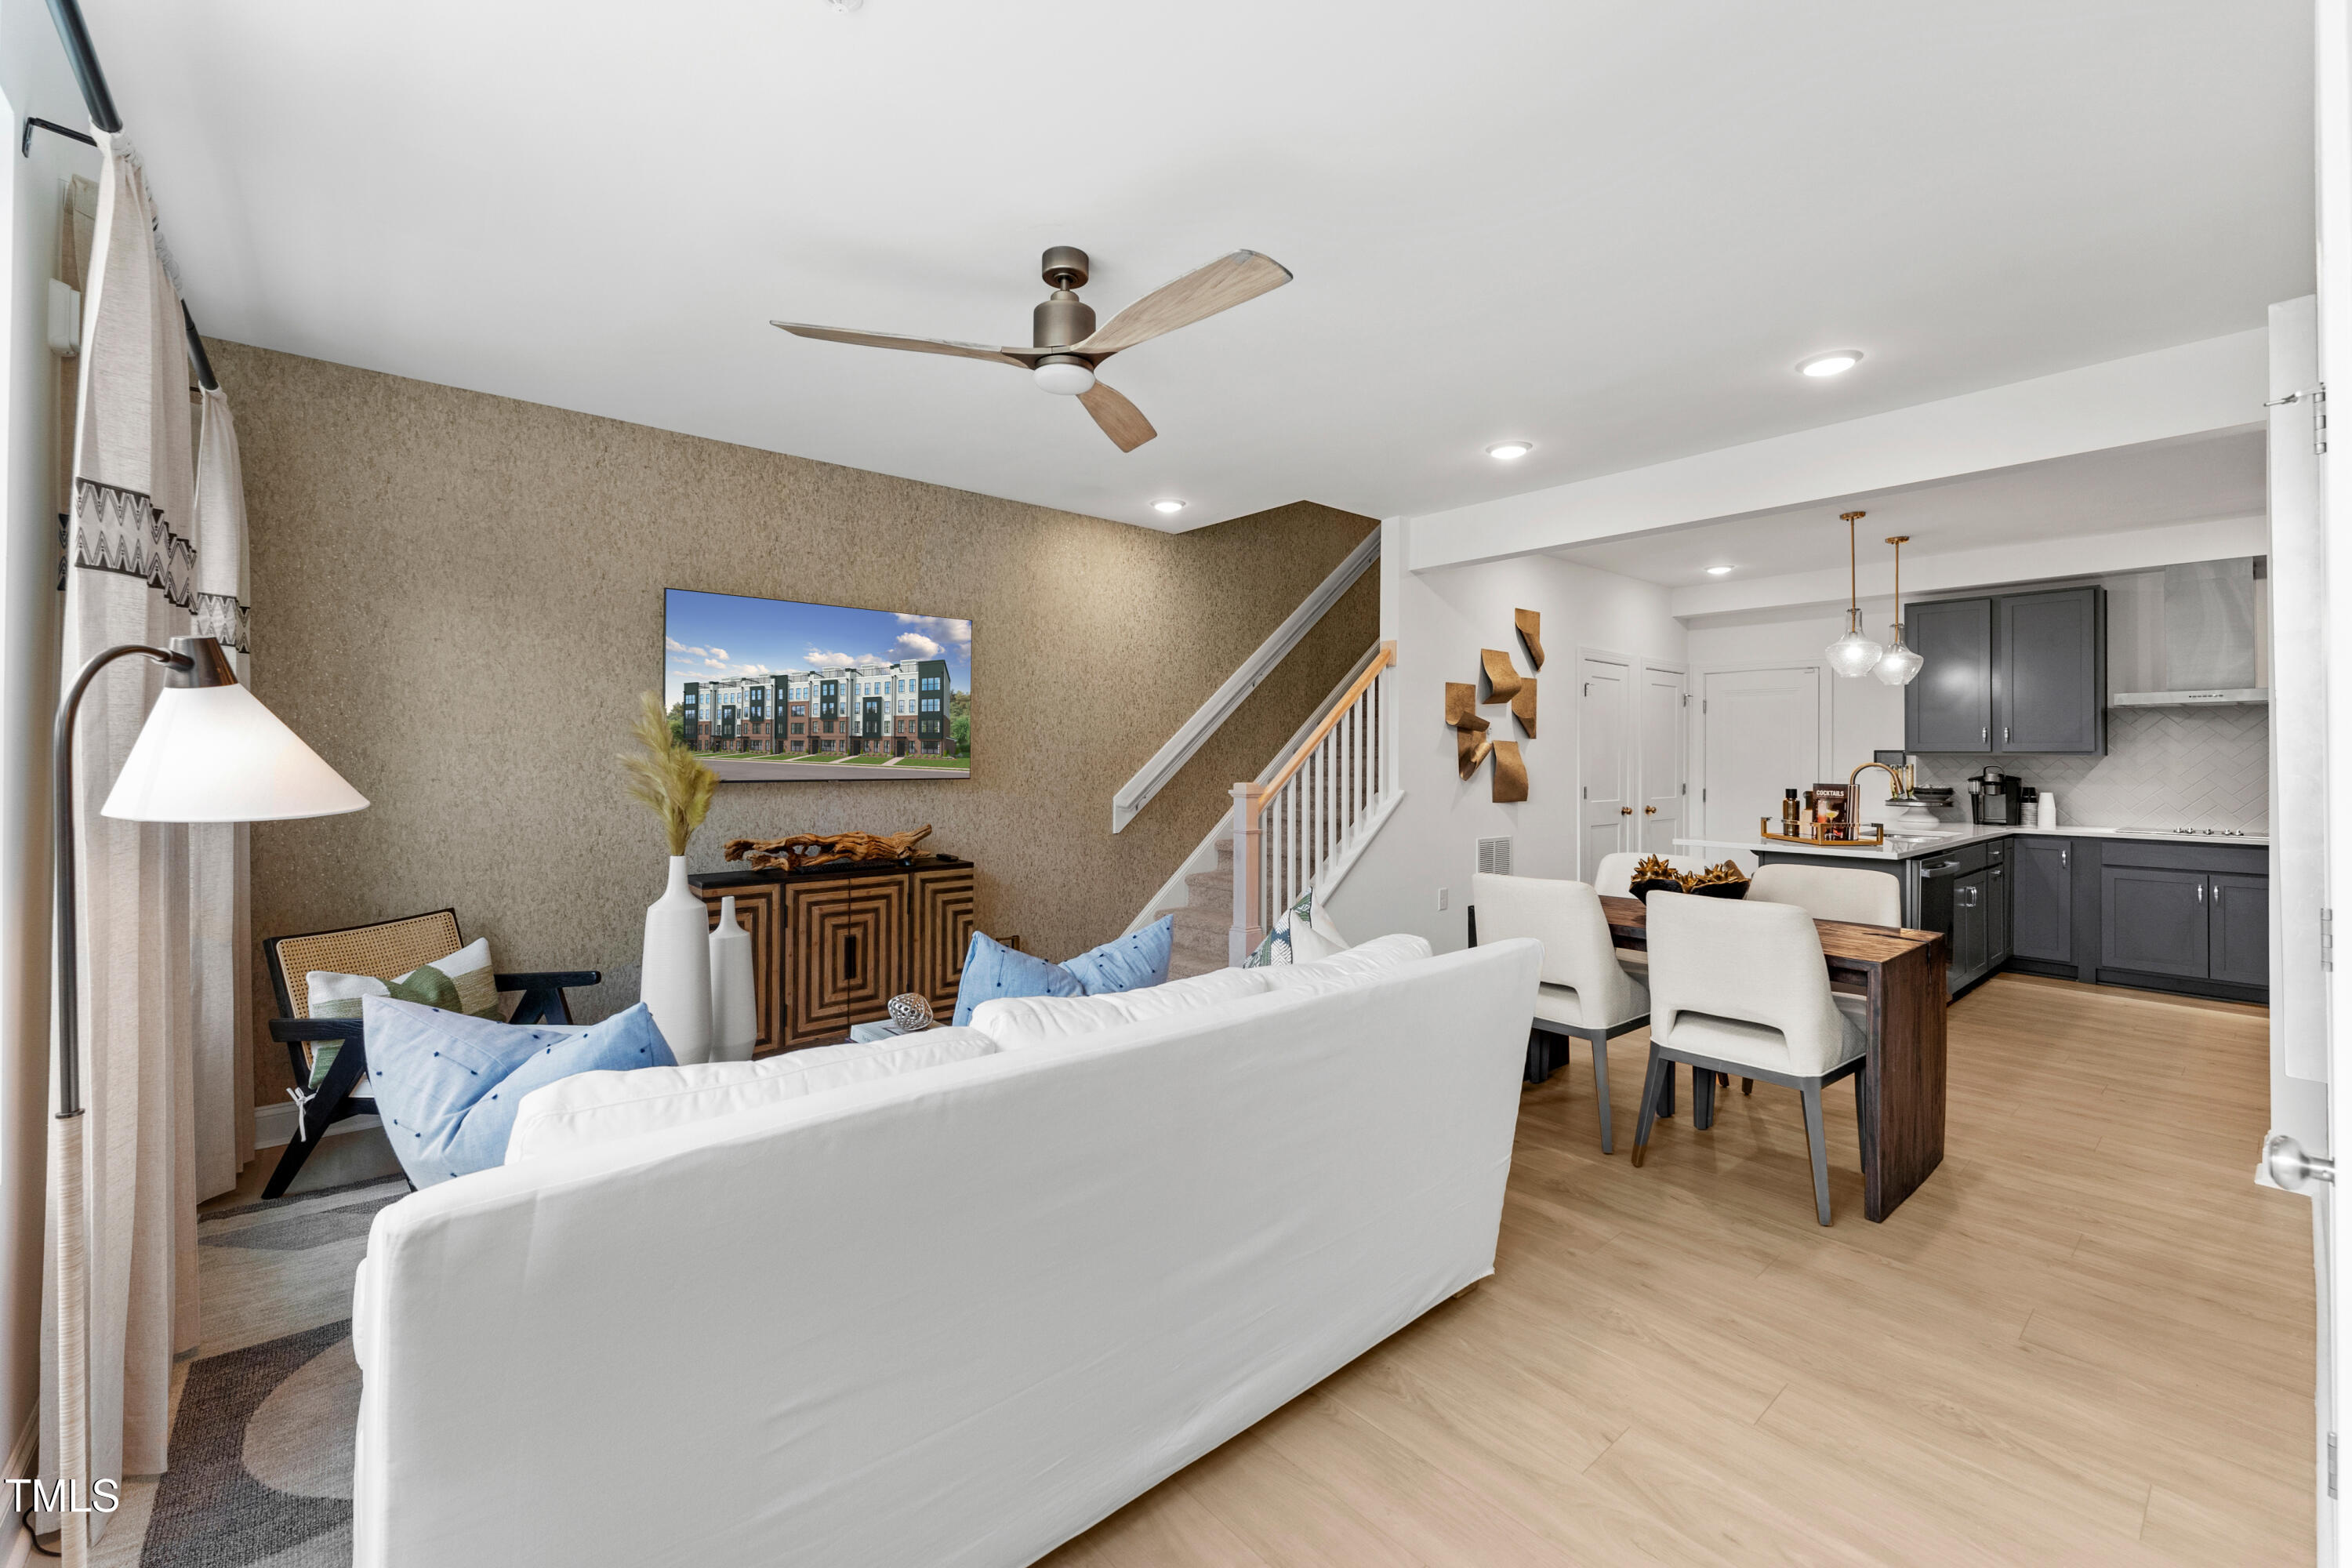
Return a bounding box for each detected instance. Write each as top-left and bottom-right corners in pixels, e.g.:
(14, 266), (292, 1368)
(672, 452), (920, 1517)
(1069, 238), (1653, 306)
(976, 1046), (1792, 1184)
(690, 856), (977, 1052)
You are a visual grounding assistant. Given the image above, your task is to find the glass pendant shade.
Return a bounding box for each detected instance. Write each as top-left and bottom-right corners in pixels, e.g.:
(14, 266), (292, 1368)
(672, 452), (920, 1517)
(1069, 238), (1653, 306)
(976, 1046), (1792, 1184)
(1826, 608), (1886, 678)
(1874, 629), (1925, 686)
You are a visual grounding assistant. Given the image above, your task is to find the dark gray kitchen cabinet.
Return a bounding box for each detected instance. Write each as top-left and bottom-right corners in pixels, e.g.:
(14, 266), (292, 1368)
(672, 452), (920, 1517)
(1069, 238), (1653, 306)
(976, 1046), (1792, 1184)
(2209, 872), (2270, 987)
(1904, 586), (2105, 755)
(1994, 586), (2105, 754)
(2009, 838), (2071, 961)
(1987, 858), (2011, 964)
(1904, 597), (1992, 751)
(2100, 866), (2211, 979)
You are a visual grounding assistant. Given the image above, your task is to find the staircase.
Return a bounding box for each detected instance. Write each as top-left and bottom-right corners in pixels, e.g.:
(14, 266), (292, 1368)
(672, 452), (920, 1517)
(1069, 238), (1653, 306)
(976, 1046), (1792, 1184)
(1134, 640), (1401, 975)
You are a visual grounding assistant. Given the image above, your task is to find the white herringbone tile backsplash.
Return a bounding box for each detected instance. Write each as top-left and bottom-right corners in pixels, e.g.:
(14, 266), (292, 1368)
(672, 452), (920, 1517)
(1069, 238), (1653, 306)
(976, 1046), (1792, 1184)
(1912, 706), (2268, 833)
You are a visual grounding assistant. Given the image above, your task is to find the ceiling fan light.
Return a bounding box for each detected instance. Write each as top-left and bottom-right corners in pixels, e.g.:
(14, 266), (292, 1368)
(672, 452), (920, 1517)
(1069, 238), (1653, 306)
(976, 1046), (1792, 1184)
(1033, 359), (1096, 396)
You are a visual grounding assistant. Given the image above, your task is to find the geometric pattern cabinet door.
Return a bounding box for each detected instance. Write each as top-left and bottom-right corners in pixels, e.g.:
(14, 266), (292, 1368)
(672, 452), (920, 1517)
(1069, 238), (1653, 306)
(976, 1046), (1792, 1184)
(909, 864), (977, 1018)
(782, 873), (910, 1048)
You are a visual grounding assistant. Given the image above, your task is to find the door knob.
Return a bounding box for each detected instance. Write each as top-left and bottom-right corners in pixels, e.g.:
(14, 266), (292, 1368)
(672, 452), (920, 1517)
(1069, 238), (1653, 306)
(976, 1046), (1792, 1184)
(2265, 1133), (2336, 1192)
(1644, 805), (1657, 815)
(1620, 806), (1633, 815)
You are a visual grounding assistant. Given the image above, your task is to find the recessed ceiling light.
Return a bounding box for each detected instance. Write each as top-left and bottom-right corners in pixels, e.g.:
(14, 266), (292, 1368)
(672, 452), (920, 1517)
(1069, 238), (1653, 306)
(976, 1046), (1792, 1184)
(1797, 350), (1864, 378)
(1706, 564), (1736, 576)
(1486, 441), (1535, 461)
(1152, 499), (1187, 515)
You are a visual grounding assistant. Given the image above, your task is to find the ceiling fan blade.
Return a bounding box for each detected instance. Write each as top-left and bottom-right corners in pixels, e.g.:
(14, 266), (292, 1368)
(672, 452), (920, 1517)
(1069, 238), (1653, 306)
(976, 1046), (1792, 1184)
(1075, 251), (1292, 356)
(1078, 381), (1157, 452)
(771, 321), (1041, 368)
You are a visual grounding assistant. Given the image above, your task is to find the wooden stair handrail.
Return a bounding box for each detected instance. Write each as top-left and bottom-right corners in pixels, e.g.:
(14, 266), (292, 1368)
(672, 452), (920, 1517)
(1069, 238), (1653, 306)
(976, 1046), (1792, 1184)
(1256, 641), (1394, 811)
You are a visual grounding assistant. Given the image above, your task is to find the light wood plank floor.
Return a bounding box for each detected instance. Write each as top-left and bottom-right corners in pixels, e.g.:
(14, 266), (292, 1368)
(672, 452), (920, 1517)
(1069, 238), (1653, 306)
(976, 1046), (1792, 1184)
(1043, 973), (2312, 1566)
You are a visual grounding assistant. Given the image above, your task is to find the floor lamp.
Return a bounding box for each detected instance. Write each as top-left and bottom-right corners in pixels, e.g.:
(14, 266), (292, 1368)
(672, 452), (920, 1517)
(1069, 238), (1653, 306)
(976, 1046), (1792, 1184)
(49, 635), (365, 1563)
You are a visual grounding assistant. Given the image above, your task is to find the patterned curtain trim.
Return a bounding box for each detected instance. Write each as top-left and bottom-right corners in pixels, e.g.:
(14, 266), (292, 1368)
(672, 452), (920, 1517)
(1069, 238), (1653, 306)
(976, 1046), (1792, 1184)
(72, 476), (194, 610)
(193, 592), (249, 653)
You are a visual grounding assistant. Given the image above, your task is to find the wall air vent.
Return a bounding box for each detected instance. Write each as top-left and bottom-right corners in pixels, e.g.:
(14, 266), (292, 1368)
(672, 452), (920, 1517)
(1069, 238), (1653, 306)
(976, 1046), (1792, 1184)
(1476, 837), (1512, 876)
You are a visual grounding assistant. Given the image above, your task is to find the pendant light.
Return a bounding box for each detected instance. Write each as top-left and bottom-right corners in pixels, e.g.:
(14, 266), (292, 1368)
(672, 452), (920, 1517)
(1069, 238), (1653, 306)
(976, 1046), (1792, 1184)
(1824, 510), (1885, 678)
(1874, 534), (1925, 686)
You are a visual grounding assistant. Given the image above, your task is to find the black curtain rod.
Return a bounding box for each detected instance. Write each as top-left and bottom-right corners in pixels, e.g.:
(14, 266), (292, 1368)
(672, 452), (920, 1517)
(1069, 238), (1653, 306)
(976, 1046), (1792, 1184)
(40, 0), (218, 394)
(19, 116), (96, 158)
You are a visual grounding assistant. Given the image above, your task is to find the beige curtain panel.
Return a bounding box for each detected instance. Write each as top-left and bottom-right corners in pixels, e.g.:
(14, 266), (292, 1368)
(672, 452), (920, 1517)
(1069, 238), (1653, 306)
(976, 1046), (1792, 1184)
(40, 131), (253, 1537)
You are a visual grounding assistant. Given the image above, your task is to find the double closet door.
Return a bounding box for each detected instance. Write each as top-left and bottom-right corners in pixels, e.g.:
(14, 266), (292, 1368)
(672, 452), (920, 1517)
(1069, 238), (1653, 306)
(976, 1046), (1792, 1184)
(1579, 655), (1687, 877)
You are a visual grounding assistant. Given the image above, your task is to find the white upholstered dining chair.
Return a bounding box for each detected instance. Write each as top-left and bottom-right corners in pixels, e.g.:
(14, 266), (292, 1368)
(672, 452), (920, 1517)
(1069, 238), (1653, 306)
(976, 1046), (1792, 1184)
(1471, 873), (1646, 1153)
(1747, 862), (1902, 927)
(1632, 891), (1872, 1224)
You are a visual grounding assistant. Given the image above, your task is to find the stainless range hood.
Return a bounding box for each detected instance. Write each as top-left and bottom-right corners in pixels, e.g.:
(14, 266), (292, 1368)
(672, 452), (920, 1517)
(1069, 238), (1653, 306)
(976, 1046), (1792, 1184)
(2109, 559), (2269, 708)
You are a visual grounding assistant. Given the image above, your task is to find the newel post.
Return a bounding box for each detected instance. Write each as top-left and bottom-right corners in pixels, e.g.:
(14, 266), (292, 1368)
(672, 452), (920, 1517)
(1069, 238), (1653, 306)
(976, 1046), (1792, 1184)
(1230, 780), (1266, 967)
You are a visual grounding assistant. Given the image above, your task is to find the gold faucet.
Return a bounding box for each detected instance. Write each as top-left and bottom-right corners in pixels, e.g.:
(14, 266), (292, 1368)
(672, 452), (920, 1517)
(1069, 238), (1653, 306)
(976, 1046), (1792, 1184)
(1849, 759), (1913, 801)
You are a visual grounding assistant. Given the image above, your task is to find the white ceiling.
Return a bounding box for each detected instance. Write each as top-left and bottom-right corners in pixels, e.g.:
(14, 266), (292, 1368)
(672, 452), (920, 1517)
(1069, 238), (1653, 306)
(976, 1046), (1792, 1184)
(1552, 430), (2267, 589)
(76, 1), (2311, 532)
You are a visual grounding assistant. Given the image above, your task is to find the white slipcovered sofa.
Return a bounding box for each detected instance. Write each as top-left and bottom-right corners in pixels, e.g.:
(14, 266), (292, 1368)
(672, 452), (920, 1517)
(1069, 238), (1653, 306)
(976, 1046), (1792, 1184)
(350, 933), (1543, 1567)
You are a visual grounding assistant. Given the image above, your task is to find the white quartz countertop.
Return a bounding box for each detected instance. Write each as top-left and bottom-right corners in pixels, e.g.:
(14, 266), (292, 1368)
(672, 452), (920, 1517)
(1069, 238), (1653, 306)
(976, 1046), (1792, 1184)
(1675, 822), (2270, 862)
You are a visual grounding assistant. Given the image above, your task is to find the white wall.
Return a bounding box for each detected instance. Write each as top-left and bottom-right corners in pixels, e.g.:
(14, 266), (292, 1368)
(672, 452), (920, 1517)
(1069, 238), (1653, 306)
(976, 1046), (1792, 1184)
(1324, 539), (1684, 952)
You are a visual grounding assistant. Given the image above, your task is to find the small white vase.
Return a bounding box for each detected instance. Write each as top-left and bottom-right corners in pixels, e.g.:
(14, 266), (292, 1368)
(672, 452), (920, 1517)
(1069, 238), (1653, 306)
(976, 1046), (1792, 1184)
(641, 855), (713, 1065)
(709, 895), (757, 1063)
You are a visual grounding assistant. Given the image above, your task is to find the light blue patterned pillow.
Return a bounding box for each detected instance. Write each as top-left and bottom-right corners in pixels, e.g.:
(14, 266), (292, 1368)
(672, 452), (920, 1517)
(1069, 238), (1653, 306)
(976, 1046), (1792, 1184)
(1062, 916), (1174, 996)
(951, 919), (1178, 1028)
(950, 934), (1085, 1027)
(363, 997), (676, 1187)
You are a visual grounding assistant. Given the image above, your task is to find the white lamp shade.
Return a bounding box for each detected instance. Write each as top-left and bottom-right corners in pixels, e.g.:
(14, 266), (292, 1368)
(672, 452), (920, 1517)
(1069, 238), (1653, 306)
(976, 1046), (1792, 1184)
(101, 682), (368, 822)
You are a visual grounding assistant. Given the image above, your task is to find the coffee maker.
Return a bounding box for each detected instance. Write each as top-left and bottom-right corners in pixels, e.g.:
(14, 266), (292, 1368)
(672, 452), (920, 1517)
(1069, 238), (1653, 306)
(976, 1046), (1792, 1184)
(1969, 765), (2027, 826)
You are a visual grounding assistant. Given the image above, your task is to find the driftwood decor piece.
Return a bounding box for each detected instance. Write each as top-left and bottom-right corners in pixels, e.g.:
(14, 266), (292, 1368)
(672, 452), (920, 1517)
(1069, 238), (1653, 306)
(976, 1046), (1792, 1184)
(1491, 741), (1527, 803)
(1479, 648), (1522, 703)
(725, 824), (935, 872)
(1511, 677), (1537, 737)
(1515, 608), (1544, 670)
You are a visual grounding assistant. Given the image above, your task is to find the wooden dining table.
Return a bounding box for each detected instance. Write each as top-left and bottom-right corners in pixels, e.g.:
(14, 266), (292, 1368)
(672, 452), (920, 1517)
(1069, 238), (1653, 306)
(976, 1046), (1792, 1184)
(1598, 894), (1949, 1222)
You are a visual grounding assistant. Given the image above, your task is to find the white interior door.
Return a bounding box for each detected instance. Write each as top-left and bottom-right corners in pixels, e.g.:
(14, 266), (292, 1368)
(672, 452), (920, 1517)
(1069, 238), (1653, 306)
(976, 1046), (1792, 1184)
(1578, 654), (1633, 878)
(1700, 665), (1821, 847)
(1639, 663), (1687, 853)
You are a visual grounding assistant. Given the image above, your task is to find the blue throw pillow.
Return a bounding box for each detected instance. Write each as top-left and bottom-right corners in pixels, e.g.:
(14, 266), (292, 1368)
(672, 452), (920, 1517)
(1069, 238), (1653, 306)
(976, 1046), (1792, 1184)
(1062, 915), (1174, 995)
(363, 997), (676, 1187)
(951, 933), (1085, 1027)
(950, 918), (1177, 1027)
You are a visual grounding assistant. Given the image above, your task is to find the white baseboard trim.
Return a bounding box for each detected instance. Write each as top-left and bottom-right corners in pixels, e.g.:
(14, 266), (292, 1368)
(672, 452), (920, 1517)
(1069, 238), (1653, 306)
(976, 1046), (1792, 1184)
(254, 1102), (380, 1150)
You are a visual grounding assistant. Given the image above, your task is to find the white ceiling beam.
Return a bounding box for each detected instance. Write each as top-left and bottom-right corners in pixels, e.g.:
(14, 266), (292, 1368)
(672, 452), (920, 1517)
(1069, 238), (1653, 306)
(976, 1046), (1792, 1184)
(1671, 514), (2268, 622)
(1405, 328), (2268, 572)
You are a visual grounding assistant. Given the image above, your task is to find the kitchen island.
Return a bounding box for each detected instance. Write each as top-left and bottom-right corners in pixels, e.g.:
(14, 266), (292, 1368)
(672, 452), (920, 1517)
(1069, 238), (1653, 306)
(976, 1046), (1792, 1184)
(1675, 826), (2270, 1000)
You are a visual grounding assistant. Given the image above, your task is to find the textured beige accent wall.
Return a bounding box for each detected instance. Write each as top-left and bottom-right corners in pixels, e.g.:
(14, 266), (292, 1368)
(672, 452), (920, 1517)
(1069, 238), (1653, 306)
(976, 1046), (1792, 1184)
(209, 342), (1376, 1106)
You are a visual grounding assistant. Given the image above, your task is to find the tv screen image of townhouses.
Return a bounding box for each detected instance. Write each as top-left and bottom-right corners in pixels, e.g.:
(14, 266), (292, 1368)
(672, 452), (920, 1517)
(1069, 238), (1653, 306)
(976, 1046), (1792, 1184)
(664, 589), (971, 782)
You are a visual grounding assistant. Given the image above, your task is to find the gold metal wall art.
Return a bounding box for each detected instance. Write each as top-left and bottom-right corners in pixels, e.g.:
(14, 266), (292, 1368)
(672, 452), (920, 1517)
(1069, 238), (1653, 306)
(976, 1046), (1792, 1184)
(1479, 648), (1521, 702)
(1511, 677), (1537, 737)
(1515, 608), (1544, 670)
(1443, 681), (1488, 730)
(1491, 741), (1527, 803)
(1457, 728), (1494, 779)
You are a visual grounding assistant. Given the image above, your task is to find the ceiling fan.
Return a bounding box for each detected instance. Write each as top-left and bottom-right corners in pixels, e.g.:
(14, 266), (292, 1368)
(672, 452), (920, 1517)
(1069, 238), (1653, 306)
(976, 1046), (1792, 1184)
(772, 246), (1291, 452)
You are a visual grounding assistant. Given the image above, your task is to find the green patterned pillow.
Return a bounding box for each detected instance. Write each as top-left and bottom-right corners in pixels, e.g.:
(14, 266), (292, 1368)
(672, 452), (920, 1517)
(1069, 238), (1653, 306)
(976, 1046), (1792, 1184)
(303, 937), (500, 1087)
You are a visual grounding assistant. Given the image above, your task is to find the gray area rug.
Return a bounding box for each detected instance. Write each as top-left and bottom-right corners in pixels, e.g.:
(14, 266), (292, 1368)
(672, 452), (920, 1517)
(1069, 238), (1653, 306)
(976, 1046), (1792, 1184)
(97, 1179), (402, 1566)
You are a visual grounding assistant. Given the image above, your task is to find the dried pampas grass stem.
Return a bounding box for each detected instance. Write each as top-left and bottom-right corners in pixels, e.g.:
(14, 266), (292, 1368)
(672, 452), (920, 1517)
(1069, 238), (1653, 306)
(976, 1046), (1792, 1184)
(622, 691), (718, 856)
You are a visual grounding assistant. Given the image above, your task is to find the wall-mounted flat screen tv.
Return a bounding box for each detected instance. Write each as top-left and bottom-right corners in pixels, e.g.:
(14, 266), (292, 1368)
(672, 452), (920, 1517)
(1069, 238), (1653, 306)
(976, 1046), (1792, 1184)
(664, 588), (971, 782)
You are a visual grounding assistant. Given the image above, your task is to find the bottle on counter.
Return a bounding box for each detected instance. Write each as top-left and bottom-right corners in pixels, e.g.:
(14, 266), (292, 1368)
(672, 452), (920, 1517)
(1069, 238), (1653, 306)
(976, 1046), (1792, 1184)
(1780, 788), (1799, 837)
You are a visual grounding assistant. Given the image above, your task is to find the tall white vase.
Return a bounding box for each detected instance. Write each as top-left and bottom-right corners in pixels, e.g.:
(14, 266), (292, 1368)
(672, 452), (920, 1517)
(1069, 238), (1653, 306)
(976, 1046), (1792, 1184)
(709, 895), (757, 1063)
(641, 855), (713, 1065)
